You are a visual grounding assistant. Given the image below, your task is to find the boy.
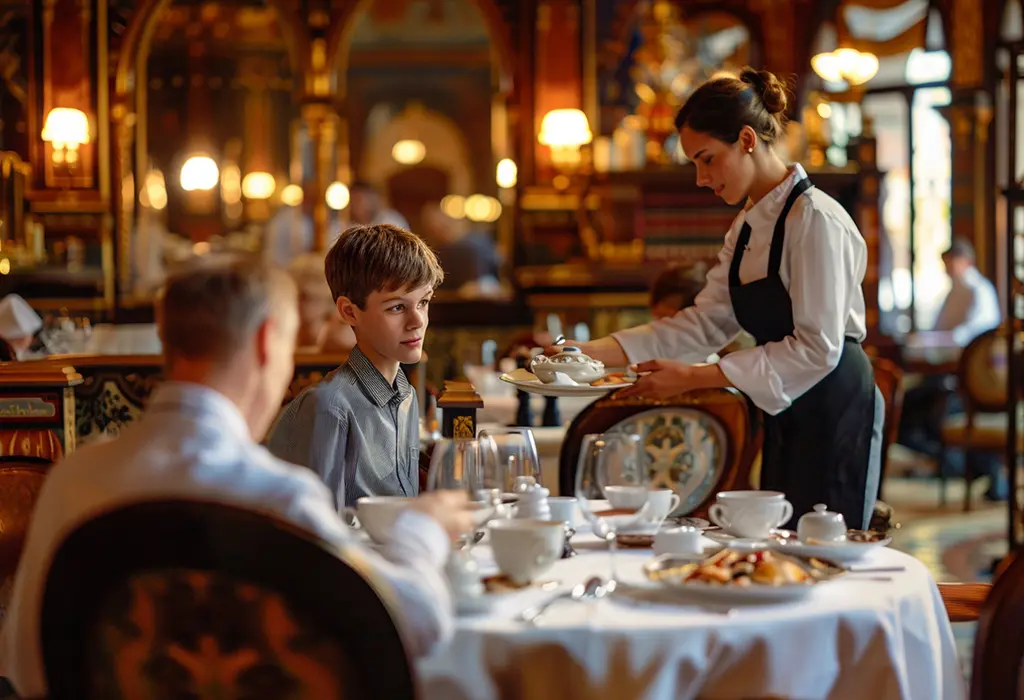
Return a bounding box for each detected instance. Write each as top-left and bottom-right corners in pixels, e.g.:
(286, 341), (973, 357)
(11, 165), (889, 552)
(267, 223), (443, 511)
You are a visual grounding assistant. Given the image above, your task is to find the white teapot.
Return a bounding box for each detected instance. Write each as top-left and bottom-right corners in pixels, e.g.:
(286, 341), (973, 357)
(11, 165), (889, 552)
(530, 346), (605, 384)
(797, 503), (847, 543)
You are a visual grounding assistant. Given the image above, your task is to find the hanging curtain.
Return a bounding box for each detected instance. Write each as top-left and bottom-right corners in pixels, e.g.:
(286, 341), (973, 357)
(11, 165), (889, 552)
(837, 0), (932, 56)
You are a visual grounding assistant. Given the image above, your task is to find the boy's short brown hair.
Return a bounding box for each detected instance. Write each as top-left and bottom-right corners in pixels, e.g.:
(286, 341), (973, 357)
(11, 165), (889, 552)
(325, 223), (444, 308)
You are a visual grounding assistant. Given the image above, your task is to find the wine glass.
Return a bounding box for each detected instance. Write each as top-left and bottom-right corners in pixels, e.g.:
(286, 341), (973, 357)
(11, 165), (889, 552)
(478, 427), (542, 496)
(427, 438), (502, 544)
(575, 432), (649, 587)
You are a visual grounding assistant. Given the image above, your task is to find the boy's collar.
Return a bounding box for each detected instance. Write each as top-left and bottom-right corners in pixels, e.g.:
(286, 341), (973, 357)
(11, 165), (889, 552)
(347, 345), (412, 407)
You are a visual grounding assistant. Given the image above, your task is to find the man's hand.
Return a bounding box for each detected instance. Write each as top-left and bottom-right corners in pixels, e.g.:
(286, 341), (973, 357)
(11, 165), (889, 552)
(615, 359), (731, 400)
(408, 491), (477, 542)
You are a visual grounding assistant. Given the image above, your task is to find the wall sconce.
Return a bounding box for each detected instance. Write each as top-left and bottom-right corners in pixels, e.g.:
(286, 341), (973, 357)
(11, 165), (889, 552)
(812, 48), (879, 86)
(496, 158), (518, 189)
(539, 109), (593, 169)
(325, 181), (350, 211)
(180, 154), (220, 192)
(392, 139), (426, 166)
(241, 171), (276, 200)
(280, 184), (304, 207)
(41, 107), (90, 170)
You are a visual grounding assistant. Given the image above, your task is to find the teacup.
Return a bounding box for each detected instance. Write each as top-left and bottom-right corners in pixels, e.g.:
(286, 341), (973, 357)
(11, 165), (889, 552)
(624, 489), (681, 533)
(605, 485), (649, 510)
(654, 526), (703, 556)
(488, 519), (566, 585)
(345, 496), (415, 544)
(708, 490), (793, 539)
(547, 496), (578, 525)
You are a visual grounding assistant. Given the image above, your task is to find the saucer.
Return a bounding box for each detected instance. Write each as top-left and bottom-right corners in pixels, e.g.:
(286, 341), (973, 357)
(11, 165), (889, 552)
(454, 575), (560, 615)
(705, 528), (797, 546)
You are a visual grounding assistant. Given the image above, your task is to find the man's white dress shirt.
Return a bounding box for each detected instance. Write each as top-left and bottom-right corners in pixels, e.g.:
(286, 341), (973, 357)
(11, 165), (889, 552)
(933, 265), (1002, 346)
(0, 382), (451, 697)
(614, 164), (868, 416)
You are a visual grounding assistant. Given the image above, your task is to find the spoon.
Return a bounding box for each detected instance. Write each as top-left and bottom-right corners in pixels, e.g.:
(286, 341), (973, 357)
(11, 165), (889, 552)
(518, 576), (607, 624)
(552, 334), (567, 346)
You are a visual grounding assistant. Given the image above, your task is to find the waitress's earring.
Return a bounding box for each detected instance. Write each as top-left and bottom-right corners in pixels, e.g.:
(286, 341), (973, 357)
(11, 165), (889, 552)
(747, 147), (754, 153)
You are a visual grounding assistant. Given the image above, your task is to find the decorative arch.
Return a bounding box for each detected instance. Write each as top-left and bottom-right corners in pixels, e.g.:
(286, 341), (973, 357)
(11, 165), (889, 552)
(360, 107), (473, 196)
(113, 0), (310, 100)
(324, 0), (515, 98)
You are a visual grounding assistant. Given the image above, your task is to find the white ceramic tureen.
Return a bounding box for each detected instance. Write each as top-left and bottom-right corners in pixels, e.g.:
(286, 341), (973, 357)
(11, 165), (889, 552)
(530, 346), (605, 384)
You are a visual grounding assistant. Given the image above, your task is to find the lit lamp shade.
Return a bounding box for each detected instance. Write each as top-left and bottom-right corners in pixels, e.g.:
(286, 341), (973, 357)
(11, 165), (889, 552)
(392, 139), (426, 165)
(280, 184), (304, 207)
(180, 155), (220, 192)
(241, 171), (276, 200)
(811, 48), (879, 86)
(41, 108), (90, 147)
(539, 109), (592, 167)
(325, 181), (350, 211)
(496, 158), (518, 189)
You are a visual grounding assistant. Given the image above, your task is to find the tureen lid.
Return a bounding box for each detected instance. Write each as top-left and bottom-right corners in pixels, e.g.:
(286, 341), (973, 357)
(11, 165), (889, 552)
(540, 346), (603, 366)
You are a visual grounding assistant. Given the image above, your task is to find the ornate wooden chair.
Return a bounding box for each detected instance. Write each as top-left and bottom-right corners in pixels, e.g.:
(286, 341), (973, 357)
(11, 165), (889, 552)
(869, 356), (904, 500)
(936, 551), (1024, 699)
(0, 456), (50, 623)
(559, 388), (760, 519)
(939, 327), (1022, 510)
(41, 500), (416, 700)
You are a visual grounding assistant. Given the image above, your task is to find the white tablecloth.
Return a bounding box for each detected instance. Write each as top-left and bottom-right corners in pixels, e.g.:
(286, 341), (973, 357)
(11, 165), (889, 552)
(418, 536), (966, 700)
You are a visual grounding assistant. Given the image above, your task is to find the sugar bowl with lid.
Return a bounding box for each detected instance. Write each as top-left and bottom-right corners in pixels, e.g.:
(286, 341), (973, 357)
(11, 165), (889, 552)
(797, 503), (847, 543)
(530, 346), (605, 384)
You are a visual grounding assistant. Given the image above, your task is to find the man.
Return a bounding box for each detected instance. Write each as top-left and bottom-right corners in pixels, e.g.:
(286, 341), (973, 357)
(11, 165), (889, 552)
(898, 238), (1004, 498)
(348, 180), (408, 229)
(0, 256), (474, 698)
(932, 238), (1001, 346)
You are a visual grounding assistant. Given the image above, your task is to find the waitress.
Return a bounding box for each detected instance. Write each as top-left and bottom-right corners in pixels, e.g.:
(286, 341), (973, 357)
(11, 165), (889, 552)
(561, 68), (882, 529)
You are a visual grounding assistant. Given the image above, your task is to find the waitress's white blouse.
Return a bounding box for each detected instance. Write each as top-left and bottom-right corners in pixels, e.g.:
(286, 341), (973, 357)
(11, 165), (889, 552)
(613, 164), (868, 416)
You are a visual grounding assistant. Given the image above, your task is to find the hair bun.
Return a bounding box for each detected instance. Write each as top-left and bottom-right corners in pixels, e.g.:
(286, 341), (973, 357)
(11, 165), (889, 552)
(740, 68), (788, 115)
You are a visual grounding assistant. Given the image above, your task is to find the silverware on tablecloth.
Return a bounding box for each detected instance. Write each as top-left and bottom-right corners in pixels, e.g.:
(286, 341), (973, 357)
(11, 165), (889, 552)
(518, 576), (608, 624)
(845, 565), (906, 573)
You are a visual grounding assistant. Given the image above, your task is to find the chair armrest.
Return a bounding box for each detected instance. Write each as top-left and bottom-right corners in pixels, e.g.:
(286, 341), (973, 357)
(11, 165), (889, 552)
(938, 582), (991, 622)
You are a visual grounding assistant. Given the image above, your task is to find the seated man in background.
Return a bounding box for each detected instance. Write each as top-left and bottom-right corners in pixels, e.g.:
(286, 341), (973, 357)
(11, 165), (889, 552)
(0, 294), (42, 361)
(898, 238), (1004, 498)
(0, 257), (473, 698)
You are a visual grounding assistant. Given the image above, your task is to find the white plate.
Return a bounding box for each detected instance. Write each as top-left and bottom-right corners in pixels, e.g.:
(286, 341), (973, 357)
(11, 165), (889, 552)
(499, 368), (634, 398)
(642, 553), (837, 604)
(769, 537), (892, 564)
(704, 529), (797, 546)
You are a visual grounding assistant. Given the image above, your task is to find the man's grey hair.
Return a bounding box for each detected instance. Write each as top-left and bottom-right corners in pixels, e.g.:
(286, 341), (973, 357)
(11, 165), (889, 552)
(157, 254), (296, 365)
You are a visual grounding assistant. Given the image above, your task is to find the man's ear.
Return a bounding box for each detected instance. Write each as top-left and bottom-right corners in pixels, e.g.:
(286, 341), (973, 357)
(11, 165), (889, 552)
(336, 296), (359, 326)
(255, 317), (273, 366)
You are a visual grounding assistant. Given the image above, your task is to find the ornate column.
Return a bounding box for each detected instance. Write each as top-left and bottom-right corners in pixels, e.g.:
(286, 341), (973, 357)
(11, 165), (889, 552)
(947, 0), (994, 275)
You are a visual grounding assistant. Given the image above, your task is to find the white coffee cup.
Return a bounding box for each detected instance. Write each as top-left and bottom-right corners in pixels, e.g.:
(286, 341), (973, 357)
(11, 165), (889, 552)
(708, 490), (793, 539)
(345, 496), (415, 544)
(488, 519), (566, 585)
(646, 489), (681, 520)
(654, 526), (703, 556)
(547, 496), (578, 525)
(604, 485), (648, 510)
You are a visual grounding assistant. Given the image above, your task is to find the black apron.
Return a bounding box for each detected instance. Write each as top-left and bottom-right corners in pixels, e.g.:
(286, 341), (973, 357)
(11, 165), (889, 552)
(728, 177), (878, 530)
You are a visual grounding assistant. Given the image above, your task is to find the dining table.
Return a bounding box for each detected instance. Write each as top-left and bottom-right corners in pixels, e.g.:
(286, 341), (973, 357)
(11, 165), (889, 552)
(418, 528), (967, 700)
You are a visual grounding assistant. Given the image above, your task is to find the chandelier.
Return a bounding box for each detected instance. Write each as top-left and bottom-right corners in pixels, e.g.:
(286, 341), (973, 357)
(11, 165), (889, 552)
(811, 47), (879, 86)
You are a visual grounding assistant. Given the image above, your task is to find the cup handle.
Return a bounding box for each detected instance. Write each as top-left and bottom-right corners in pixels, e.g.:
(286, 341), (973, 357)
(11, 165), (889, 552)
(343, 507), (361, 530)
(777, 501), (794, 528)
(668, 494), (681, 513)
(709, 504), (730, 530)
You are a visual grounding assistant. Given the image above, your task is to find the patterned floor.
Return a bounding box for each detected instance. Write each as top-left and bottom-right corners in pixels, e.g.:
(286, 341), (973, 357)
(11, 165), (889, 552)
(883, 475), (1009, 686)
